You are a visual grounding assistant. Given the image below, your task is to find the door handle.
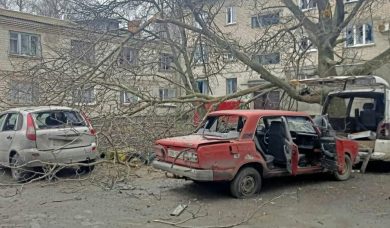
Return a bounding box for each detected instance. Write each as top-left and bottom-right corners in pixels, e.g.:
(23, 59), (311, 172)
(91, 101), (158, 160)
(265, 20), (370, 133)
(6, 136), (12, 140)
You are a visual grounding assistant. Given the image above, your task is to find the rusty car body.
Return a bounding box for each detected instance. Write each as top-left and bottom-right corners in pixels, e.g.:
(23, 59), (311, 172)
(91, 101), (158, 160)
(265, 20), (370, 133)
(152, 110), (359, 198)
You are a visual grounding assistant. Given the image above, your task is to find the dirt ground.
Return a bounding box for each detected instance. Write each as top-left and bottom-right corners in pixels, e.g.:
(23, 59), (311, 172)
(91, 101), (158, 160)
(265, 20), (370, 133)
(1, 162), (389, 228)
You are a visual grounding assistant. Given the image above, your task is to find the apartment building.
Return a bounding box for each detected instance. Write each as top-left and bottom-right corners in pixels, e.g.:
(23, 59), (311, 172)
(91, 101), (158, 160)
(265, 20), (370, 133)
(0, 8), (182, 114)
(190, 0), (390, 112)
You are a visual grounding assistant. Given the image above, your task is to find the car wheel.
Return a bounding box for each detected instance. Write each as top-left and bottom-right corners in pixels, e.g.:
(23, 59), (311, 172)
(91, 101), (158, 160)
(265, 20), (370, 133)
(10, 153), (33, 182)
(334, 155), (352, 181)
(78, 160), (95, 174)
(230, 167), (262, 198)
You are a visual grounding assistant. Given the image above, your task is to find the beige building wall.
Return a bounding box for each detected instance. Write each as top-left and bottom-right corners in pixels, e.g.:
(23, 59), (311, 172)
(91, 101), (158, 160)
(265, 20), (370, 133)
(192, 0), (390, 114)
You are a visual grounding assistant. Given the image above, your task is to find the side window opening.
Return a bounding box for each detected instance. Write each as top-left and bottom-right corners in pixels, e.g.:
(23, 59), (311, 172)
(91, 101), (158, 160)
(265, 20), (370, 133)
(3, 113), (18, 131)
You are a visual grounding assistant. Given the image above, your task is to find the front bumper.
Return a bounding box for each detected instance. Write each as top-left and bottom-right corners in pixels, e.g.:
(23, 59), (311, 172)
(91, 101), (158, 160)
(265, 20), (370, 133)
(152, 160), (213, 181)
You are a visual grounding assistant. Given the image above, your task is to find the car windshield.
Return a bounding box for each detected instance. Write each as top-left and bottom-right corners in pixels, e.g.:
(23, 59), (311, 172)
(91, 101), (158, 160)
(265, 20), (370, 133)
(196, 115), (246, 139)
(286, 116), (316, 133)
(33, 110), (86, 129)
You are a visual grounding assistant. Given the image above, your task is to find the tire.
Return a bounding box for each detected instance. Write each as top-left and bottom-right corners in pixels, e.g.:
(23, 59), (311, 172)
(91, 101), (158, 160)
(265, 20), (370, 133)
(230, 167), (262, 198)
(10, 153), (33, 182)
(78, 160), (95, 174)
(78, 165), (95, 174)
(334, 155), (352, 181)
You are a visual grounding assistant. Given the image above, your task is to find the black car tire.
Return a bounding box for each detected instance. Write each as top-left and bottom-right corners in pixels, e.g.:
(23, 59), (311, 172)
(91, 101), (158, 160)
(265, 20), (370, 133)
(10, 153), (34, 182)
(230, 167), (262, 198)
(334, 155), (352, 181)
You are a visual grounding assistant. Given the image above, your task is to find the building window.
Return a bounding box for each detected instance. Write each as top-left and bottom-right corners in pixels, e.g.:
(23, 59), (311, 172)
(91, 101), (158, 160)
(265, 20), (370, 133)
(346, 23), (374, 47)
(223, 52), (236, 62)
(159, 88), (176, 100)
(8, 81), (39, 104)
(257, 53), (280, 65)
(120, 91), (139, 104)
(251, 12), (280, 28)
(300, 0), (317, 10)
(73, 86), (95, 105)
(226, 6), (236, 25)
(197, 80), (209, 94)
(159, 53), (174, 71)
(254, 91), (280, 110)
(226, 78), (237, 95)
(299, 37), (317, 52)
(9, 32), (41, 57)
(194, 43), (209, 64)
(118, 47), (137, 66)
(71, 40), (95, 63)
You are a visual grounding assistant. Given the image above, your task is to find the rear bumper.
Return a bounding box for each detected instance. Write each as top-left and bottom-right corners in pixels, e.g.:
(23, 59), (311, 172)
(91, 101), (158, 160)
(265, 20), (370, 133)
(152, 160), (213, 181)
(18, 144), (98, 167)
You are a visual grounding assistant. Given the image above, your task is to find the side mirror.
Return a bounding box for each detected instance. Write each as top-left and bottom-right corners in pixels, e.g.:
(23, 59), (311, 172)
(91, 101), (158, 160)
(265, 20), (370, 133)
(313, 115), (335, 137)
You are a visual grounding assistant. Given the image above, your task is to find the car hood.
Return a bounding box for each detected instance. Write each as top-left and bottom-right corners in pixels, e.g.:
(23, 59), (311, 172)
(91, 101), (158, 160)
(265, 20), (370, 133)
(156, 134), (230, 148)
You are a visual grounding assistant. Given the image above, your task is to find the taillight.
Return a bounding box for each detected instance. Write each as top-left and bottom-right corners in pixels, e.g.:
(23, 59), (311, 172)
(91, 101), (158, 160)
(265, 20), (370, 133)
(26, 113), (36, 141)
(81, 111), (96, 136)
(377, 121), (390, 140)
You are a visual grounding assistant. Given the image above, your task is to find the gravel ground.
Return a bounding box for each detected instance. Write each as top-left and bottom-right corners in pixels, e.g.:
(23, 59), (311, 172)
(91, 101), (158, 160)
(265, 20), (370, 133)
(0, 162), (389, 228)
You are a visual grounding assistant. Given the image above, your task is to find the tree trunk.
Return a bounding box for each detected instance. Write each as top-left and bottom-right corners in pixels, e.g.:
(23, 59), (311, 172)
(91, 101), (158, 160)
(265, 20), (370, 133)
(318, 45), (337, 78)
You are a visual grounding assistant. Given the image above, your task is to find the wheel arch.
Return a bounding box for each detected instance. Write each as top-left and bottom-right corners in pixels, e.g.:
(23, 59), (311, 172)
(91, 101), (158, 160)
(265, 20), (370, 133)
(9, 150), (18, 164)
(235, 162), (264, 178)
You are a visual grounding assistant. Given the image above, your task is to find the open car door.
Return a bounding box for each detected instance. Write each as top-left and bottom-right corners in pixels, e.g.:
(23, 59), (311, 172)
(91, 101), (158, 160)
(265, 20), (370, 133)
(281, 117), (299, 175)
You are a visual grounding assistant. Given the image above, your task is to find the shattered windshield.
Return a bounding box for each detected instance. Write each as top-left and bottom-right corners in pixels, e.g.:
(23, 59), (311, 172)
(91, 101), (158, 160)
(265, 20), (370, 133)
(196, 115), (246, 139)
(286, 116), (316, 133)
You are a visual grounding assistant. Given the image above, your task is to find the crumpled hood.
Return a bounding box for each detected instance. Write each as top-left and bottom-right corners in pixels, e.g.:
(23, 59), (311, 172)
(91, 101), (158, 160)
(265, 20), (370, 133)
(156, 134), (229, 148)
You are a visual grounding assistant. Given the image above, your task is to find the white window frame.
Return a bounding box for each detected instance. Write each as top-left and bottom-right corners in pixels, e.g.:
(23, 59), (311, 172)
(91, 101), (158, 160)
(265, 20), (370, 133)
(300, 0), (317, 11)
(345, 0), (359, 3)
(120, 90), (140, 105)
(251, 12), (280, 28)
(118, 47), (137, 66)
(223, 52), (236, 62)
(226, 78), (237, 95)
(73, 86), (96, 105)
(197, 80), (209, 95)
(159, 53), (174, 71)
(226, 6), (236, 25)
(159, 88), (176, 101)
(345, 23), (374, 47)
(257, 52), (281, 65)
(9, 31), (41, 57)
(194, 43), (209, 64)
(299, 37), (317, 52)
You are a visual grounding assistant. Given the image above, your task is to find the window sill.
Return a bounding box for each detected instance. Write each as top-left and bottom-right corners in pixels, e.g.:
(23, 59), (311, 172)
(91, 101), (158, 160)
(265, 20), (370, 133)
(300, 49), (318, 53)
(301, 8), (317, 12)
(345, 43), (375, 49)
(225, 22), (237, 27)
(74, 102), (97, 106)
(158, 103), (177, 108)
(8, 54), (42, 60)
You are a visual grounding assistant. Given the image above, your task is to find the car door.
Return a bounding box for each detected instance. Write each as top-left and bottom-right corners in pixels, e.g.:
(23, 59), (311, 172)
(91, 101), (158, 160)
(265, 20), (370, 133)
(281, 117), (299, 175)
(0, 113), (19, 164)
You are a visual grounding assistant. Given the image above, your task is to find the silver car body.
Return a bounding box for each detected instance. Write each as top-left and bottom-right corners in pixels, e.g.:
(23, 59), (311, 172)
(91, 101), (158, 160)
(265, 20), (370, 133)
(300, 76), (390, 161)
(0, 106), (97, 167)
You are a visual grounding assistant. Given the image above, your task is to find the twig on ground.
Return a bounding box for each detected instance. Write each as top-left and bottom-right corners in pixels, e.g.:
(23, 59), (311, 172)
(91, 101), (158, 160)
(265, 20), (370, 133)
(153, 192), (295, 228)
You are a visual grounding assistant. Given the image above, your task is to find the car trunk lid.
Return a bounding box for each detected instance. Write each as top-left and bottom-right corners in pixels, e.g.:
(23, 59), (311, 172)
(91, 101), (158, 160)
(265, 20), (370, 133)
(32, 110), (95, 151)
(156, 134), (230, 149)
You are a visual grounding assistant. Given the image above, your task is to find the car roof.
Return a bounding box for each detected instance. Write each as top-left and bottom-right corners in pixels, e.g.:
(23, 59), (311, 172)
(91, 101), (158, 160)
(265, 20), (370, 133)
(209, 109), (309, 118)
(3, 106), (76, 113)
